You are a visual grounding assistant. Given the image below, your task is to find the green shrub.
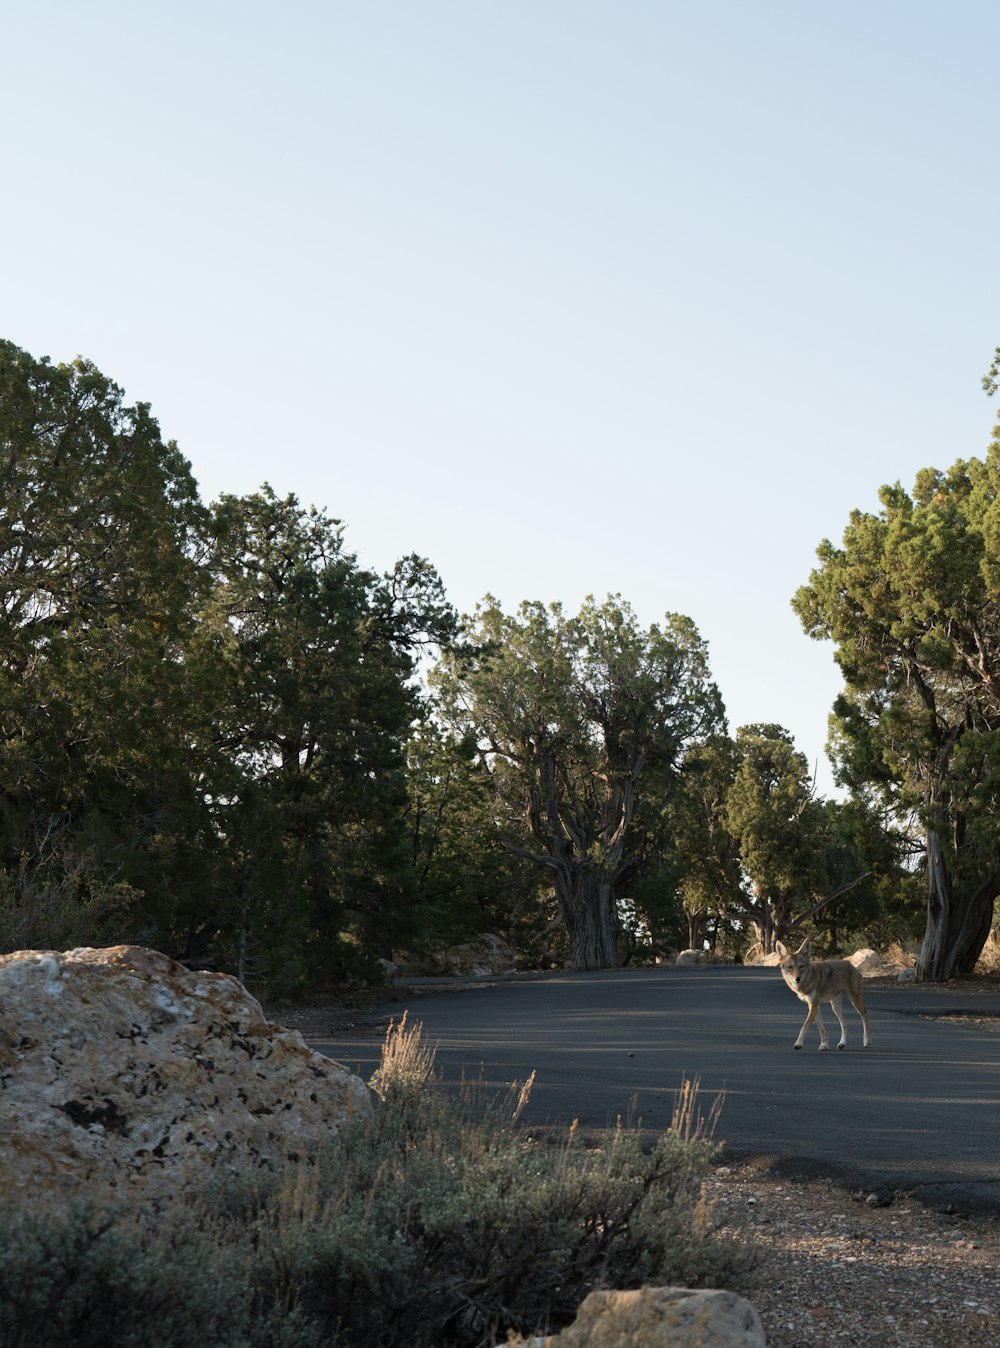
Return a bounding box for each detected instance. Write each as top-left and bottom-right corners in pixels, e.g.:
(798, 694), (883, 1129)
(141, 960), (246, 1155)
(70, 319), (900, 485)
(0, 1200), (312, 1348)
(0, 1022), (758, 1348)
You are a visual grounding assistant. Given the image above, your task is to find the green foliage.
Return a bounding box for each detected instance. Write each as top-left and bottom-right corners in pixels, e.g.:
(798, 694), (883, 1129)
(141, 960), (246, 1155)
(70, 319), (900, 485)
(0, 1201), (311, 1348)
(793, 424), (1000, 977)
(0, 862), (137, 954)
(660, 726), (892, 955)
(196, 487), (438, 986)
(655, 734), (743, 951)
(198, 494), (456, 987)
(222, 1041), (755, 1347)
(610, 855), (686, 958)
(0, 340), (214, 945)
(723, 725), (824, 917)
(0, 343), (458, 988)
(433, 595), (725, 969)
(983, 344), (1000, 397)
(404, 721), (548, 958)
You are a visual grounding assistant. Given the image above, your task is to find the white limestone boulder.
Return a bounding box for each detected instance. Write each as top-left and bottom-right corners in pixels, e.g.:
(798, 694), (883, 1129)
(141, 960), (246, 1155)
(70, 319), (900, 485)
(846, 948), (884, 974)
(0, 945), (371, 1209)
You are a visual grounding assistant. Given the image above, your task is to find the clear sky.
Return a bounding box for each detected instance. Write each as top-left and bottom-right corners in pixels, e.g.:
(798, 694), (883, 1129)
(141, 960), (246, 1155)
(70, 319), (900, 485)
(3, 2), (998, 794)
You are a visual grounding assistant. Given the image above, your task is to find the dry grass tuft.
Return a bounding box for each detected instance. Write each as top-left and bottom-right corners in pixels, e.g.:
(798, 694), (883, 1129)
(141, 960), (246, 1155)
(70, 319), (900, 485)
(975, 930), (1000, 974)
(367, 1010), (437, 1103)
(882, 939), (918, 970)
(671, 1076), (724, 1143)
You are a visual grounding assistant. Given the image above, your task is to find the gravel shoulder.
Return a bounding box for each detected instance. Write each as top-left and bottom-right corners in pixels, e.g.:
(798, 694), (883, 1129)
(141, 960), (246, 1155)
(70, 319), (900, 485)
(267, 971), (1000, 1348)
(709, 1158), (1000, 1348)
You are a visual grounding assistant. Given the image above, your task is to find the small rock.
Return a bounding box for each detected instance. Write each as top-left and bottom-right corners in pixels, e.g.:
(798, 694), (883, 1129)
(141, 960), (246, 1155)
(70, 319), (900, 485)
(506, 1286), (766, 1347)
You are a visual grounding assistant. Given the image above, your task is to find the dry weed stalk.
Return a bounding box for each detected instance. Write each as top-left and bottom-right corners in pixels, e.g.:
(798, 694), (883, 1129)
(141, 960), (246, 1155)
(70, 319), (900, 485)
(670, 1076), (723, 1143)
(511, 1069), (536, 1123)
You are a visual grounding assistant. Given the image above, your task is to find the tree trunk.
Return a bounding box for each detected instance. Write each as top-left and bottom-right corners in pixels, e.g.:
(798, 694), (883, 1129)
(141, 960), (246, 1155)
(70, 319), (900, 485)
(686, 908), (706, 950)
(917, 829), (996, 980)
(555, 867), (619, 970)
(751, 900), (784, 957)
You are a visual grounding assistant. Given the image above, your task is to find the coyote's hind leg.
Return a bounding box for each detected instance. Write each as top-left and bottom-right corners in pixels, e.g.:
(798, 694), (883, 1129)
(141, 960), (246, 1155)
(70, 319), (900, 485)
(849, 986), (871, 1047)
(830, 994), (850, 1049)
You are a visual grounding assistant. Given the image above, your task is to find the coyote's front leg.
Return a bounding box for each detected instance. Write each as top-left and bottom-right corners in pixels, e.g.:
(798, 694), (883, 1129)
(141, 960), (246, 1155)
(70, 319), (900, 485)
(795, 998), (828, 1051)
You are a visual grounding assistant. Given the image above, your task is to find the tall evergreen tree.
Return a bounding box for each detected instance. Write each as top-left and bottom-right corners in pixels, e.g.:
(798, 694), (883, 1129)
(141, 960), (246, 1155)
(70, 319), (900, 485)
(434, 595), (724, 969)
(201, 488), (456, 985)
(794, 420), (1000, 979)
(0, 341), (210, 944)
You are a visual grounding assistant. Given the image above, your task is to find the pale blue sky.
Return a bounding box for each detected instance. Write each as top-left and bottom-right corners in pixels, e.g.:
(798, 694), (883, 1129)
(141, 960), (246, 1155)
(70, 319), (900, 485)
(3, 2), (998, 793)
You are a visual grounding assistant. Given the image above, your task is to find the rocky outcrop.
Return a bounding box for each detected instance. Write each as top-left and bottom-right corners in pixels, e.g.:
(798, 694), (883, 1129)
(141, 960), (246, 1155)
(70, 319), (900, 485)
(509, 1286), (765, 1347)
(0, 945), (371, 1209)
(420, 933), (518, 977)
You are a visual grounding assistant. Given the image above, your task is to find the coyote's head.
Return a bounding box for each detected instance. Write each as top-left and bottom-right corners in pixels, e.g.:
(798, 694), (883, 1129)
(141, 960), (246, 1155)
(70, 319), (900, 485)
(775, 937), (811, 987)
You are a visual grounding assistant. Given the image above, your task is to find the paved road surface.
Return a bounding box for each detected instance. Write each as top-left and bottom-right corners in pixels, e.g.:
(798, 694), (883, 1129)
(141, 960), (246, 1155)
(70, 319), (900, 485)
(316, 965), (1000, 1213)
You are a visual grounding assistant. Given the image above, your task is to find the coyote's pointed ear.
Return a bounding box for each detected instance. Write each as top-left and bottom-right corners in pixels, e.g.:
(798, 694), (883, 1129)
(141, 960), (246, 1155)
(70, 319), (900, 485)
(797, 937), (811, 957)
(775, 941), (788, 958)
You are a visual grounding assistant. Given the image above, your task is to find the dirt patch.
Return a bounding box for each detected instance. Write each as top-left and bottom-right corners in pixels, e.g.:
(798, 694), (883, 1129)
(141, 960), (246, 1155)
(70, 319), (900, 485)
(865, 971), (1000, 995)
(865, 971), (1000, 1035)
(919, 1011), (1000, 1032)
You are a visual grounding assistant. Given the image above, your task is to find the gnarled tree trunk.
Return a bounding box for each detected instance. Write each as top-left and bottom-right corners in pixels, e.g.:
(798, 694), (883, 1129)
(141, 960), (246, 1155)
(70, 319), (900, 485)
(554, 869), (619, 969)
(917, 827), (997, 980)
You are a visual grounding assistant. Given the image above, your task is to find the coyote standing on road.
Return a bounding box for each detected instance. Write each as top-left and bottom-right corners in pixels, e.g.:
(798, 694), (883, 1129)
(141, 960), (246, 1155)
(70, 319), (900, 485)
(775, 938), (871, 1051)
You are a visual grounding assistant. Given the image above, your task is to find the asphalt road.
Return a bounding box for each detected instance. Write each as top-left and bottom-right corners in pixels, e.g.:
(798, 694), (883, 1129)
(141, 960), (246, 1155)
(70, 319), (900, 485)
(317, 965), (1000, 1213)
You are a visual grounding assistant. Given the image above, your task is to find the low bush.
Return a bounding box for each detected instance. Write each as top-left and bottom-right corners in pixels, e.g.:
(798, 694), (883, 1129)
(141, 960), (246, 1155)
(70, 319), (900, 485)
(0, 1201), (312, 1348)
(0, 1022), (757, 1348)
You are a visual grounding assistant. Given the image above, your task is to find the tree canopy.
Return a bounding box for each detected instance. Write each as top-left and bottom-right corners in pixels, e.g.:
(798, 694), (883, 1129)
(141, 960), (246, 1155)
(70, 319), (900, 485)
(5, 335), (996, 989)
(793, 420), (1000, 978)
(663, 725), (885, 959)
(433, 595), (724, 969)
(0, 342), (456, 992)
(0, 340), (212, 943)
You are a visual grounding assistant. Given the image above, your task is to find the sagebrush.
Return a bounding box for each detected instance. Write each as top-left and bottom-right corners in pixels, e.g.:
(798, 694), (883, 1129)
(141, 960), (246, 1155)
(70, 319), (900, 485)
(0, 1021), (757, 1348)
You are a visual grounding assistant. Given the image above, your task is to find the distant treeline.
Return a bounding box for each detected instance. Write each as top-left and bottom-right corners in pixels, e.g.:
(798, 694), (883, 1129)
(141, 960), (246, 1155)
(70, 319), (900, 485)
(3, 340), (999, 987)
